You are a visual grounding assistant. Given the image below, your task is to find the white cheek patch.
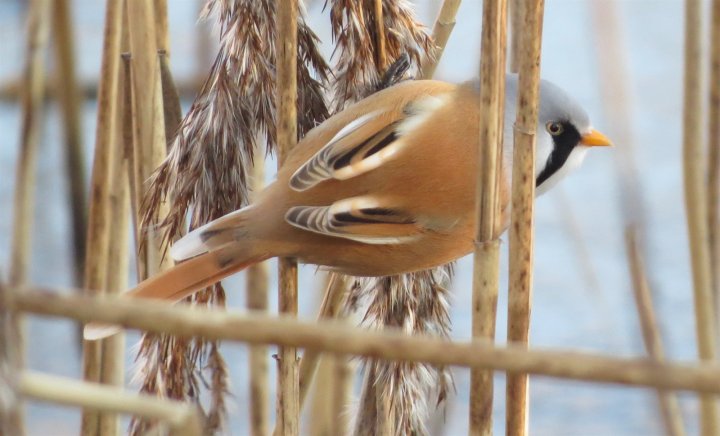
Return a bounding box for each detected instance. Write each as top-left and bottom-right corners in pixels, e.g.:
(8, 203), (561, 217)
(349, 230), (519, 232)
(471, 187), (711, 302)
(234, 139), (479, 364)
(536, 146), (590, 196)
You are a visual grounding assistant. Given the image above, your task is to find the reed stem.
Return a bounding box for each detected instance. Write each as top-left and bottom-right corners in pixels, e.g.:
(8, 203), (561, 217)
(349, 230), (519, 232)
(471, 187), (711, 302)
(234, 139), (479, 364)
(1, 278), (24, 436)
(276, 0), (300, 434)
(19, 371), (202, 436)
(626, 228), (686, 436)
(470, 0), (507, 432)
(247, 153), (270, 436)
(707, 0), (720, 312)
(14, 289), (720, 395)
(683, 0), (720, 433)
(374, 0), (387, 71)
(52, 0), (87, 288)
(126, 0), (169, 280)
(506, 1), (545, 435)
(80, 1), (122, 433)
(420, 0), (462, 79)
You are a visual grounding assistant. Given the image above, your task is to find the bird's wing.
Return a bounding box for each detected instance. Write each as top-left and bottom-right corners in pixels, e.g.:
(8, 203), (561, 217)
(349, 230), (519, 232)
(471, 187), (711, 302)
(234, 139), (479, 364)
(285, 196), (421, 244)
(289, 93), (450, 191)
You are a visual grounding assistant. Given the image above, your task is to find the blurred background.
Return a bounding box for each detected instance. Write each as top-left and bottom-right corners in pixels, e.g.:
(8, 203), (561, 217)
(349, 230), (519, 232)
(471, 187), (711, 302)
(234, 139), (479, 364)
(0, 0), (713, 434)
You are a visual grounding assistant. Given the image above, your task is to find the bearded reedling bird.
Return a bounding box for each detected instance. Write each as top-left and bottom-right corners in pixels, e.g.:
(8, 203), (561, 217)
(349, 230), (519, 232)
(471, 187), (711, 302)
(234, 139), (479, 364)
(85, 74), (611, 339)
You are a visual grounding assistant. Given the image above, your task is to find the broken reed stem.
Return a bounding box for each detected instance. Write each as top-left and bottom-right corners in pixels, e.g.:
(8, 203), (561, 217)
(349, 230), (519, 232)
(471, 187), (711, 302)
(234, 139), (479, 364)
(153, 0), (169, 53)
(19, 371), (202, 436)
(276, 0), (300, 434)
(373, 0), (387, 71)
(15, 289), (720, 395)
(52, 0), (87, 288)
(506, 1), (544, 435)
(683, 0), (720, 433)
(80, 1), (123, 434)
(625, 228), (686, 436)
(126, 0), (169, 280)
(247, 153), (270, 436)
(470, 0), (507, 432)
(420, 0), (462, 79)
(708, 0), (720, 310)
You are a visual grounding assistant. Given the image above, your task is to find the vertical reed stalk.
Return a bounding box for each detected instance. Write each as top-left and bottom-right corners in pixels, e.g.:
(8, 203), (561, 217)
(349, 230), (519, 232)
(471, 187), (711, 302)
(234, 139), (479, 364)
(80, 1), (123, 434)
(470, 0), (507, 433)
(276, 0), (300, 434)
(419, 0), (462, 79)
(1, 278), (24, 436)
(708, 0), (720, 308)
(331, 354), (353, 435)
(153, 0), (169, 53)
(126, 0), (169, 280)
(96, 29), (134, 434)
(309, 356), (335, 435)
(625, 228), (686, 436)
(374, 0), (387, 71)
(248, 154), (270, 436)
(52, 0), (87, 288)
(684, 0), (720, 434)
(10, 0), (50, 288)
(508, 0), (523, 73)
(298, 274), (348, 407)
(506, 2), (544, 435)
(158, 51), (182, 152)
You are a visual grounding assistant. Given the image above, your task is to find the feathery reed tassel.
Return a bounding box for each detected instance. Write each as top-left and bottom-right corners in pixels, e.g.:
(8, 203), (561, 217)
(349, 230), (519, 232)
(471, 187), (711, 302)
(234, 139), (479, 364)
(133, 1), (330, 433)
(327, 2), (451, 433)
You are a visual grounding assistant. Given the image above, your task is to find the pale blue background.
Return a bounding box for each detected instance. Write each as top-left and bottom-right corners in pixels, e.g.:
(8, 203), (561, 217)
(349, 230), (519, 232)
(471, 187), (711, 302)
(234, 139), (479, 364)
(0, 0), (711, 434)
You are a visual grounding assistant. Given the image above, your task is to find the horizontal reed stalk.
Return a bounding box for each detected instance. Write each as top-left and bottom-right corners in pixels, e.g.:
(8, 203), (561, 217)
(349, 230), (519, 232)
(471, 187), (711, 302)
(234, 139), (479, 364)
(12, 289), (720, 395)
(19, 371), (201, 436)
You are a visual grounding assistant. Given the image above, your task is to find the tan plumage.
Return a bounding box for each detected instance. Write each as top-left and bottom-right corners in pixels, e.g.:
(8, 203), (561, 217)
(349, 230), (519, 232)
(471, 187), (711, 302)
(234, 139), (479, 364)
(85, 76), (611, 339)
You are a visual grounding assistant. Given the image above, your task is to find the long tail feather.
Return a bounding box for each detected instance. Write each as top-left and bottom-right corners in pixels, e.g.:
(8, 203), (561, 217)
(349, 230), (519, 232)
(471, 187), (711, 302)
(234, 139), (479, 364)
(84, 245), (267, 340)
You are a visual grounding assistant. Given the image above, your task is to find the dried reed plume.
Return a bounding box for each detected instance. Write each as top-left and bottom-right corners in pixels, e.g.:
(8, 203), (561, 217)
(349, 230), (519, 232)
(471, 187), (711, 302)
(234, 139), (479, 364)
(132, 0), (330, 433)
(327, 1), (451, 433)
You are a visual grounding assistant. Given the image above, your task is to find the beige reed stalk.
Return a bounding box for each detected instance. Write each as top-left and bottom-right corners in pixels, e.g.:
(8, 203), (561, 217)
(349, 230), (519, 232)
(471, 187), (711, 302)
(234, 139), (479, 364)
(96, 41), (135, 436)
(470, 0), (507, 433)
(8, 8), (51, 429)
(708, 0), (720, 308)
(625, 228), (686, 436)
(80, 1), (122, 434)
(153, 0), (169, 53)
(374, 0), (387, 71)
(9, 0), (50, 288)
(276, 0), (300, 434)
(248, 154), (270, 436)
(683, 0), (720, 434)
(508, 0), (523, 73)
(19, 371), (202, 436)
(506, 1), (545, 435)
(52, 0), (87, 288)
(126, 0), (170, 280)
(15, 289), (720, 394)
(419, 0), (462, 79)
(1, 279), (24, 436)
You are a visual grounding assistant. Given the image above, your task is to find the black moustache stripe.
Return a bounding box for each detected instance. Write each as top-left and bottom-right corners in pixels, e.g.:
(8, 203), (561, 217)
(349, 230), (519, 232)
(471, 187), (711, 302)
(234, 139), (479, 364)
(535, 122), (582, 188)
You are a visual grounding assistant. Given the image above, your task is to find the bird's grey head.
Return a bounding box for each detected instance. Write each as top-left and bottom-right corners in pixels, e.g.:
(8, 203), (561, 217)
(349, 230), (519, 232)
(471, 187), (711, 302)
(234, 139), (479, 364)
(504, 74), (612, 195)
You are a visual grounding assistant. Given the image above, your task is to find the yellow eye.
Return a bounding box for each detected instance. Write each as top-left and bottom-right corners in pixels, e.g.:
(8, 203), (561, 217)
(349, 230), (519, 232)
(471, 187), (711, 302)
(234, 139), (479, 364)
(546, 122), (564, 136)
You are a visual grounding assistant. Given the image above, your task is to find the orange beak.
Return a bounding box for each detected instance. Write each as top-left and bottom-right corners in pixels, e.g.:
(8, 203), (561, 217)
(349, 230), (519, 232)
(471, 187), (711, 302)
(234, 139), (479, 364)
(580, 129), (613, 147)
